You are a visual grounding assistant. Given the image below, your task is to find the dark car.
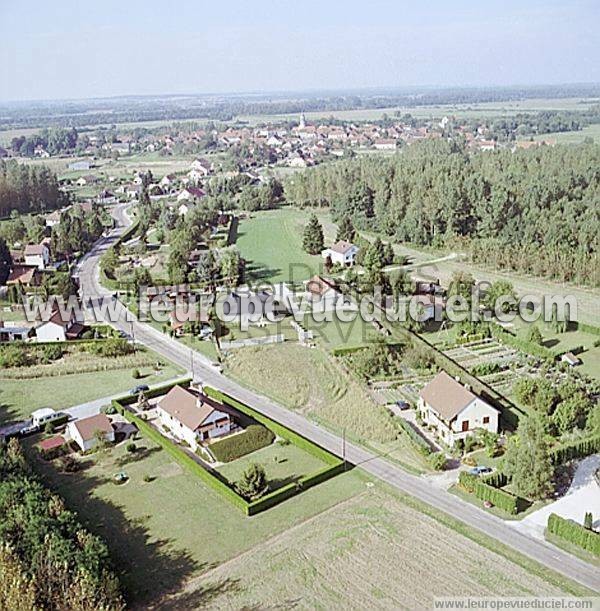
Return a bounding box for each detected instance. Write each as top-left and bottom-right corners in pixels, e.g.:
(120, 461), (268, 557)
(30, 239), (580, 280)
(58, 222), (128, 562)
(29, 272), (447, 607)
(395, 400), (410, 410)
(130, 384), (150, 395)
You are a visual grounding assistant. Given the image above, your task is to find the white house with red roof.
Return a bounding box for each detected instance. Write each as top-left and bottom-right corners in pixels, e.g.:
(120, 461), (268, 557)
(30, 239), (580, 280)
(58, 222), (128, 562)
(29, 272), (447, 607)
(24, 243), (50, 270)
(67, 414), (115, 452)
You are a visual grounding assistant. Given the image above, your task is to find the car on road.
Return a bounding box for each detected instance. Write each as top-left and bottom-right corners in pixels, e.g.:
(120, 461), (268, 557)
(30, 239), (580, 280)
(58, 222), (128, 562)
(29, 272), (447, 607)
(468, 465), (493, 476)
(130, 384), (150, 395)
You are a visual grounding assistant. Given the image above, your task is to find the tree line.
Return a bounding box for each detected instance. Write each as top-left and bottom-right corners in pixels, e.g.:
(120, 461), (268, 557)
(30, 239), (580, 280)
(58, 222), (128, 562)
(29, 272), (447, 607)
(0, 160), (68, 218)
(285, 140), (600, 286)
(0, 439), (123, 610)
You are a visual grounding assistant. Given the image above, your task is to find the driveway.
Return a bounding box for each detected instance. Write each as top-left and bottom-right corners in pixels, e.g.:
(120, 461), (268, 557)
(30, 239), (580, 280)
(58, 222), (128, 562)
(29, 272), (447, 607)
(512, 455), (600, 539)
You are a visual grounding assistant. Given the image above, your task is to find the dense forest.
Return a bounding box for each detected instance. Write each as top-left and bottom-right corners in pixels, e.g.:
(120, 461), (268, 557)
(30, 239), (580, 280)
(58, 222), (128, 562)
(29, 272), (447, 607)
(0, 440), (123, 610)
(0, 160), (67, 218)
(285, 140), (600, 286)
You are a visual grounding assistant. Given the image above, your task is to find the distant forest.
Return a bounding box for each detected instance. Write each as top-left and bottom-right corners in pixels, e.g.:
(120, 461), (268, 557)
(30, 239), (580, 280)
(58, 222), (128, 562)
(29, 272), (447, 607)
(0, 159), (67, 218)
(284, 140), (600, 287)
(1, 83), (599, 130)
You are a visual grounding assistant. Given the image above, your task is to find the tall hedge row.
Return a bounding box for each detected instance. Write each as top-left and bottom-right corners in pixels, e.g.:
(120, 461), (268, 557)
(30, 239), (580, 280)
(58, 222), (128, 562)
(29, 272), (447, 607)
(547, 513), (600, 557)
(458, 472), (525, 515)
(549, 435), (600, 466)
(490, 325), (556, 360)
(210, 425), (275, 463)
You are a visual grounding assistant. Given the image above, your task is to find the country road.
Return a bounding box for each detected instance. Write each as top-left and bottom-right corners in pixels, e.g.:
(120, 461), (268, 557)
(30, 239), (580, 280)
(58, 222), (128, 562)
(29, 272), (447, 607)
(75, 203), (600, 593)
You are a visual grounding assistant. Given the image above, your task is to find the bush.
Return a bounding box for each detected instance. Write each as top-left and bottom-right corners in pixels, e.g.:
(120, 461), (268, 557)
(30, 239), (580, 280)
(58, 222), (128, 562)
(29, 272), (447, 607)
(44, 422), (55, 435)
(143, 474), (153, 483)
(89, 338), (134, 358)
(547, 513), (600, 557)
(126, 442), (137, 453)
(235, 463), (269, 500)
(131, 368), (141, 379)
(59, 455), (79, 473)
(101, 405), (117, 415)
(41, 344), (63, 362)
(429, 452), (447, 471)
(397, 418), (431, 456)
(210, 425), (275, 463)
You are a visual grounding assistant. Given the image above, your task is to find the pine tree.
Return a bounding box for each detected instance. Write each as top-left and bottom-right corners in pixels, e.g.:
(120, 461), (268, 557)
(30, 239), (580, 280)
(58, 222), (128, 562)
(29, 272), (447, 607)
(302, 214), (324, 254)
(336, 215), (356, 242)
(584, 512), (593, 530)
(0, 237), (13, 285)
(235, 463), (268, 500)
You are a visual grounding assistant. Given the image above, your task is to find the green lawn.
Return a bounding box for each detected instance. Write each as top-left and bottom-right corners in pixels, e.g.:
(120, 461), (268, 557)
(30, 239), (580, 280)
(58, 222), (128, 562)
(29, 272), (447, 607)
(236, 208), (336, 284)
(215, 441), (328, 490)
(26, 438), (368, 606)
(0, 352), (185, 422)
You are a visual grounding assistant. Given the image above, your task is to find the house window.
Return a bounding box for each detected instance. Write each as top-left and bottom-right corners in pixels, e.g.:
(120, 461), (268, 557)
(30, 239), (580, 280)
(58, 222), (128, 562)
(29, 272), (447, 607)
(483, 416), (490, 425)
(461, 420), (469, 432)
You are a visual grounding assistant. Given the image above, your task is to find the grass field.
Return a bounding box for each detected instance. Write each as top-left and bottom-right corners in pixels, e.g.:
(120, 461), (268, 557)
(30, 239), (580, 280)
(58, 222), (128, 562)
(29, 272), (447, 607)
(215, 441), (328, 490)
(535, 124), (600, 144)
(236, 208), (336, 284)
(223, 342), (431, 472)
(27, 437), (368, 606)
(0, 350), (185, 422)
(180, 486), (578, 608)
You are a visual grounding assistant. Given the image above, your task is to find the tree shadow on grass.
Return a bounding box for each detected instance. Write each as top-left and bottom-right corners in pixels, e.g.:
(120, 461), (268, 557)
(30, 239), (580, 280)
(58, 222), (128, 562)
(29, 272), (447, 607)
(245, 261), (282, 283)
(114, 444), (162, 467)
(27, 452), (238, 609)
(0, 396), (21, 427)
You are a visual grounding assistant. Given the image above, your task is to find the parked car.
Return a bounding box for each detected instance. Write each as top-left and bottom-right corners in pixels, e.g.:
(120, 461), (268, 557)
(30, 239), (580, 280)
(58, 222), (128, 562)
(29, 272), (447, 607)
(130, 384), (150, 395)
(395, 400), (410, 410)
(468, 465), (493, 476)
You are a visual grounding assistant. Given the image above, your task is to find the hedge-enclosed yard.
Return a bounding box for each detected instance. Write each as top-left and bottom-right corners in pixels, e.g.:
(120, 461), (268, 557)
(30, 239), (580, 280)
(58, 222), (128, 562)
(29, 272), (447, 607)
(458, 472), (528, 515)
(113, 381), (346, 516)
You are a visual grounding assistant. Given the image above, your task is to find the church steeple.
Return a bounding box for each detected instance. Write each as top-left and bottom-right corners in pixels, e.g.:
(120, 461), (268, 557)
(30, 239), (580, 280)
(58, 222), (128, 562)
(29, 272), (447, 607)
(299, 111), (306, 129)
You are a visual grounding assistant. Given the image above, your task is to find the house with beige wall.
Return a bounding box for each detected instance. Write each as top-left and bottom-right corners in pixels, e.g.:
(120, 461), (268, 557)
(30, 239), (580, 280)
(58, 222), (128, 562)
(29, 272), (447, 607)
(418, 371), (499, 446)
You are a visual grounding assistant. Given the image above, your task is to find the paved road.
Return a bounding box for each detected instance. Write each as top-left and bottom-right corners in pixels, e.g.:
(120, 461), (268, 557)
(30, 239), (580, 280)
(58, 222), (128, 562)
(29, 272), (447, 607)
(75, 204), (600, 593)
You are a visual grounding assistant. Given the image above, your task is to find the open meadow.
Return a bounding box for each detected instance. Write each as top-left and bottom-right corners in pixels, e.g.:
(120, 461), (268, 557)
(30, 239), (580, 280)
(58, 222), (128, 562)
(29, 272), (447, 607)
(236, 208), (336, 284)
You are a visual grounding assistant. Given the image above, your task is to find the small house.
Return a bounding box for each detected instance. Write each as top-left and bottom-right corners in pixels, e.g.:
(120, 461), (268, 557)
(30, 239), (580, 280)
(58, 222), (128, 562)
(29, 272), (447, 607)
(67, 414), (115, 452)
(321, 241), (359, 267)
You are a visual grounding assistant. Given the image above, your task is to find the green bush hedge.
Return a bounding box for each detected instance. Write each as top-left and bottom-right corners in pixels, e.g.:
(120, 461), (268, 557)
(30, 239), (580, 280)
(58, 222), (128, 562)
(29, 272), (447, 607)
(210, 425), (275, 463)
(575, 322), (600, 337)
(481, 471), (509, 488)
(549, 435), (600, 466)
(397, 418), (432, 455)
(547, 513), (600, 557)
(458, 472), (525, 515)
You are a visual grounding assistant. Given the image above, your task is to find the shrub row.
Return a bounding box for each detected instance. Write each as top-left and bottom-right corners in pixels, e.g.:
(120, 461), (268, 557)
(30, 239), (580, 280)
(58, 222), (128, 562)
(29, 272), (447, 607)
(490, 325), (555, 360)
(547, 513), (600, 557)
(210, 424), (275, 463)
(549, 435), (600, 466)
(481, 470), (509, 488)
(575, 322), (600, 337)
(458, 472), (525, 515)
(397, 418), (432, 456)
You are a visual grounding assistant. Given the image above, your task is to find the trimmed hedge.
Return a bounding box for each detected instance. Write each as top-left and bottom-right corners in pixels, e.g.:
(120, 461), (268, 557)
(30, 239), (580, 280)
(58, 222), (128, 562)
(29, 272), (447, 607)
(575, 322), (600, 337)
(113, 381), (345, 515)
(397, 418), (432, 456)
(210, 425), (275, 463)
(549, 435), (600, 466)
(481, 471), (509, 488)
(458, 472), (526, 515)
(547, 513), (600, 557)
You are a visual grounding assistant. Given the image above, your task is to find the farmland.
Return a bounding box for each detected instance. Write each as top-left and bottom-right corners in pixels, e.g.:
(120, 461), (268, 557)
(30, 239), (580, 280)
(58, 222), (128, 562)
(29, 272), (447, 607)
(180, 487), (577, 608)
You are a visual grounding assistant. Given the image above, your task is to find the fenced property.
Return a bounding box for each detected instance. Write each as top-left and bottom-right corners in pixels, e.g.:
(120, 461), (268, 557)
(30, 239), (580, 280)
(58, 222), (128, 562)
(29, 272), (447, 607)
(112, 380), (347, 515)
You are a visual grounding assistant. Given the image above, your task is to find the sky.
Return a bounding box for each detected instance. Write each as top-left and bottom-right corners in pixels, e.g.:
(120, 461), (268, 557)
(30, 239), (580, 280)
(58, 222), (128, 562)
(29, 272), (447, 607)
(0, 0), (599, 102)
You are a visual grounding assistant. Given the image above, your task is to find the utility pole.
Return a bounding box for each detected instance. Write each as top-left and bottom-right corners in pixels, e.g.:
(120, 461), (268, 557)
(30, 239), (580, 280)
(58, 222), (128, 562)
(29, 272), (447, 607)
(343, 427), (346, 471)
